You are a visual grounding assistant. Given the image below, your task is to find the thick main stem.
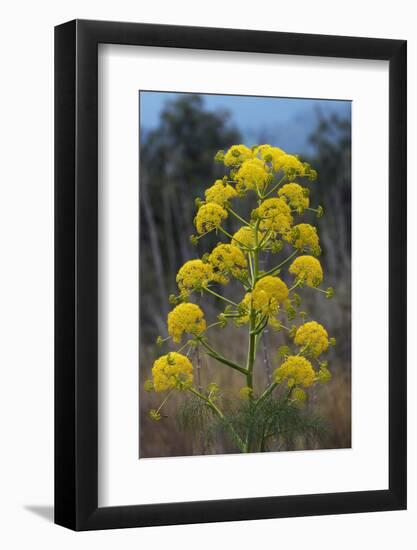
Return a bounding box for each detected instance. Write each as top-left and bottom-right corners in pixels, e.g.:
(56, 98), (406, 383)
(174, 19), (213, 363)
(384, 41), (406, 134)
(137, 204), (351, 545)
(244, 221), (262, 453)
(246, 219), (261, 391)
(246, 317), (257, 389)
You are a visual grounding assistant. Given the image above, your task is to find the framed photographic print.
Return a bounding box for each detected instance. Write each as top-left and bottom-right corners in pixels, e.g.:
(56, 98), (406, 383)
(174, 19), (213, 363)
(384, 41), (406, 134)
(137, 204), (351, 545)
(55, 19), (407, 530)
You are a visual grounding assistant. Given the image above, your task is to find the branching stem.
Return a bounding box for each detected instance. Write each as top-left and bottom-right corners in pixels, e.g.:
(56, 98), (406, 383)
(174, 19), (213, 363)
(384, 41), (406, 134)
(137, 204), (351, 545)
(260, 175), (287, 199)
(256, 249), (298, 281)
(204, 286), (238, 307)
(227, 207), (251, 227)
(198, 338), (248, 375)
(188, 387), (246, 452)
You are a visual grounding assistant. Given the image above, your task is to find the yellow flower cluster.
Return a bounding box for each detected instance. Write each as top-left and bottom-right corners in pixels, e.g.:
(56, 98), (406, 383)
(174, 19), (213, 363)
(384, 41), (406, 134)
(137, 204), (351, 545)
(234, 158), (271, 193)
(254, 144), (286, 171)
(224, 144), (253, 166)
(278, 183), (310, 212)
(205, 179), (237, 206)
(194, 203), (228, 235)
(294, 321), (329, 357)
(152, 352), (193, 392)
(285, 223), (321, 255)
(274, 355), (316, 388)
(289, 255), (323, 287)
(257, 198), (293, 235)
(208, 243), (247, 284)
(280, 154), (306, 177)
(176, 259), (213, 294)
(221, 143), (311, 181)
(252, 275), (289, 315)
(167, 303), (206, 343)
(231, 226), (259, 249)
(235, 277), (290, 325)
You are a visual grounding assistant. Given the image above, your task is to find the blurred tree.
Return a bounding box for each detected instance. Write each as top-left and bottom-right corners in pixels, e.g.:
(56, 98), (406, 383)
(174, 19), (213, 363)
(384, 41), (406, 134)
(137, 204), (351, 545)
(307, 113), (351, 363)
(140, 94), (241, 337)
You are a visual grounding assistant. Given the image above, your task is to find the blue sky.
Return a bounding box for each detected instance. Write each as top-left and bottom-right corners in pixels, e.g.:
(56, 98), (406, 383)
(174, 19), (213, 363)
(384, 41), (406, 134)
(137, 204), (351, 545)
(140, 91), (351, 154)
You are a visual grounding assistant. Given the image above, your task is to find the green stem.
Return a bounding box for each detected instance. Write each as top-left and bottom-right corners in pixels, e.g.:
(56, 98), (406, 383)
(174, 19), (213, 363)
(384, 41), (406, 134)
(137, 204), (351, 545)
(246, 220), (261, 391)
(156, 389), (174, 414)
(188, 387), (246, 452)
(176, 340), (193, 354)
(204, 286), (238, 307)
(313, 286), (329, 295)
(218, 226), (236, 242)
(256, 382), (278, 407)
(252, 220), (260, 281)
(198, 338), (248, 375)
(247, 252), (254, 281)
(256, 249), (298, 281)
(246, 320), (257, 389)
(251, 315), (268, 336)
(227, 207), (251, 227)
(288, 280), (302, 292)
(258, 228), (273, 248)
(261, 175), (287, 199)
(202, 321), (223, 332)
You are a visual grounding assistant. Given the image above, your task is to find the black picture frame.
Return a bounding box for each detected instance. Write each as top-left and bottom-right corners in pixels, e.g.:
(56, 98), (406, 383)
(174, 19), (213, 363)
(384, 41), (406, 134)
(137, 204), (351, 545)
(55, 19), (407, 531)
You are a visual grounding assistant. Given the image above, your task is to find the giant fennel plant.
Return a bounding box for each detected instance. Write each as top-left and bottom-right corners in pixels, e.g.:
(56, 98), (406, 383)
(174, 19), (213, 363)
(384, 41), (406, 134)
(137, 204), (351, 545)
(144, 144), (336, 453)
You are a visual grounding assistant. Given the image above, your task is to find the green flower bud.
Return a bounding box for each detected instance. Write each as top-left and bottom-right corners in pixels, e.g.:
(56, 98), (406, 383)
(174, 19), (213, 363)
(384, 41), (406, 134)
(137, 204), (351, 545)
(278, 345), (291, 357)
(195, 197), (203, 209)
(169, 294), (180, 305)
(318, 367), (331, 384)
(286, 306), (296, 321)
(207, 382), (219, 396)
(214, 149), (225, 162)
(270, 240), (283, 254)
(312, 277), (321, 287)
(217, 313), (228, 328)
(326, 287), (334, 299)
(149, 409), (161, 421)
(292, 293), (301, 307)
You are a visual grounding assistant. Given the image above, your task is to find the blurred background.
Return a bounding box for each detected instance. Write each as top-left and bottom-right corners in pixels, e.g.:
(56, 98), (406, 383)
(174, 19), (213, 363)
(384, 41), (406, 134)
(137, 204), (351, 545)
(139, 91), (351, 458)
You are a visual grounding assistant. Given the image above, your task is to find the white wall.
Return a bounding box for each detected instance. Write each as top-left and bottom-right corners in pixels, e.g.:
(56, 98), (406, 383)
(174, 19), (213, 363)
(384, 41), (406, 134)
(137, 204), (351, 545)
(0, 1), (415, 548)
